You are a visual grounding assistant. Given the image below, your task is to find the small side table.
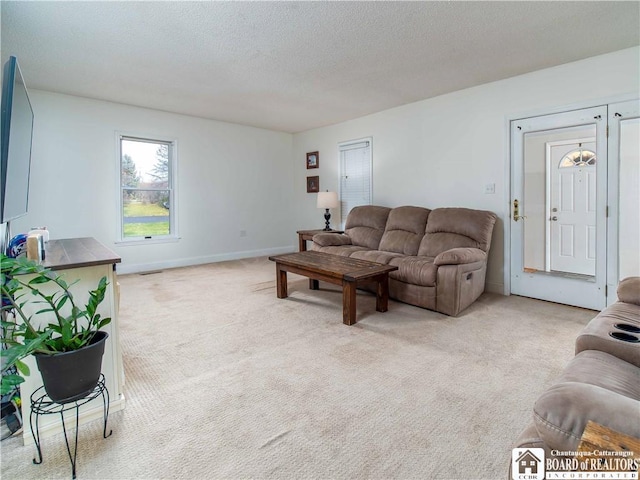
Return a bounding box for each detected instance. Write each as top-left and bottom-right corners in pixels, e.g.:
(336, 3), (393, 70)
(296, 229), (344, 252)
(30, 374), (112, 479)
(296, 229), (344, 289)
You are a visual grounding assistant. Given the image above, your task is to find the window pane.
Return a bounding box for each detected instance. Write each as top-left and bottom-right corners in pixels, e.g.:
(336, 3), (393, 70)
(120, 136), (173, 240)
(522, 127), (596, 276)
(559, 148), (596, 167)
(339, 139), (372, 224)
(121, 139), (169, 188)
(122, 189), (170, 237)
(619, 117), (640, 279)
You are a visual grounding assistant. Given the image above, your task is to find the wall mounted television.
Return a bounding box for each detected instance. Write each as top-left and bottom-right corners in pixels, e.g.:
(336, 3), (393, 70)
(1, 55), (34, 224)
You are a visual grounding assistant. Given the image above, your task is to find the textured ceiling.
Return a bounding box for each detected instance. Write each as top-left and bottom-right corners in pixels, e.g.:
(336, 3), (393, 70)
(2, 1), (639, 133)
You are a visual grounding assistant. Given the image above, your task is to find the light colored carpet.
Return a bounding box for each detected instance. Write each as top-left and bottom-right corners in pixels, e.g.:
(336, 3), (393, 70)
(1, 256), (595, 479)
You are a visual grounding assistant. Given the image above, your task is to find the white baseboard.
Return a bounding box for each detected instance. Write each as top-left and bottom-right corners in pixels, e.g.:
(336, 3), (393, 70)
(486, 281), (505, 295)
(115, 245), (296, 275)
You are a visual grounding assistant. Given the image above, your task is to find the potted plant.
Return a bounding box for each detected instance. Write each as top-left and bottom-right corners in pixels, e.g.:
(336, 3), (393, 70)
(1, 253), (111, 403)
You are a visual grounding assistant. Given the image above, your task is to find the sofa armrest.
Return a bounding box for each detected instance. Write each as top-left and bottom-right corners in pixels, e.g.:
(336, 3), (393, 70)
(433, 247), (486, 266)
(312, 233), (353, 247)
(617, 277), (640, 305)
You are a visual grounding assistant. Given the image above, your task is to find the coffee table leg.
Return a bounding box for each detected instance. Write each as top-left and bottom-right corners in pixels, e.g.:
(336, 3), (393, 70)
(276, 265), (288, 298)
(376, 274), (389, 312)
(342, 280), (357, 325)
(310, 279), (319, 290)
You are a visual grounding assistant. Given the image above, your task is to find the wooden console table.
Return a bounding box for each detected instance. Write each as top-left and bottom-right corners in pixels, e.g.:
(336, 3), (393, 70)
(268, 251), (397, 325)
(18, 237), (125, 445)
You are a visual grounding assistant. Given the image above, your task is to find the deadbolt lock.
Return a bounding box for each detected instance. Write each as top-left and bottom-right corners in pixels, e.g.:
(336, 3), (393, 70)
(513, 199), (526, 222)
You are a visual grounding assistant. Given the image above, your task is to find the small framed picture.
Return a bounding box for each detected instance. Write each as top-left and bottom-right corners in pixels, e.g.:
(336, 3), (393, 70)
(306, 176), (319, 193)
(306, 151), (319, 169)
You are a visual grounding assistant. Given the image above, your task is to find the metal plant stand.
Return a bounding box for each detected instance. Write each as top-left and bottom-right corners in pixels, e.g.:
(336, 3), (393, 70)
(29, 374), (112, 479)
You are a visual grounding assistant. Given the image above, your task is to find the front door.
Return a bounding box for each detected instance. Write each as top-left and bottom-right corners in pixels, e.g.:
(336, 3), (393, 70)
(510, 106), (607, 310)
(548, 140), (596, 276)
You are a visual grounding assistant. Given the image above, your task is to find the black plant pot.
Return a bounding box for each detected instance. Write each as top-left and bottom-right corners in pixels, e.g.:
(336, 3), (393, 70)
(35, 331), (108, 404)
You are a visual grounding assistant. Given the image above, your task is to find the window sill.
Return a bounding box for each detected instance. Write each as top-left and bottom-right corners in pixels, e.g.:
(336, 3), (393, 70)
(115, 236), (181, 247)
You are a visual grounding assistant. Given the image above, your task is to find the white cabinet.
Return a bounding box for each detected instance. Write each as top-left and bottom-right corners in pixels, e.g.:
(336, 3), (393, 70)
(17, 238), (125, 445)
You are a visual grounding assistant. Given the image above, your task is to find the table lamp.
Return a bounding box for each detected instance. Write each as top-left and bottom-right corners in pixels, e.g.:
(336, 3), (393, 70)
(317, 191), (339, 231)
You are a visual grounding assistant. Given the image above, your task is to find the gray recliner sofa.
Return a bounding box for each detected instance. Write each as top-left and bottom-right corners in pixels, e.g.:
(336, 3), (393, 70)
(310, 205), (497, 316)
(513, 277), (640, 460)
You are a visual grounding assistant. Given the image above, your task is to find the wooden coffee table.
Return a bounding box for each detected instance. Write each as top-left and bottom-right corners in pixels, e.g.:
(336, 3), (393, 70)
(577, 421), (640, 470)
(268, 251), (398, 325)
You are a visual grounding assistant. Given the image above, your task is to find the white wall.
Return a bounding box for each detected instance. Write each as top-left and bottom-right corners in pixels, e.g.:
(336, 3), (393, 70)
(292, 47), (640, 293)
(9, 91), (296, 273)
(7, 47), (638, 283)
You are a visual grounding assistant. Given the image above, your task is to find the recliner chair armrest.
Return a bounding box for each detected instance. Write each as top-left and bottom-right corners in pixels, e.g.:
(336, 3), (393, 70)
(433, 247), (486, 266)
(617, 277), (640, 305)
(312, 233), (353, 247)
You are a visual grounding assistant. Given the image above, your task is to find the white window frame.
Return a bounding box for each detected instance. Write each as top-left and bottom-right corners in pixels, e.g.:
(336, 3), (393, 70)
(338, 137), (373, 228)
(116, 133), (179, 245)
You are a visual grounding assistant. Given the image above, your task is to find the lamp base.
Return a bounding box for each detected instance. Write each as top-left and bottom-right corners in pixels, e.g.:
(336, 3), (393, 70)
(323, 209), (332, 231)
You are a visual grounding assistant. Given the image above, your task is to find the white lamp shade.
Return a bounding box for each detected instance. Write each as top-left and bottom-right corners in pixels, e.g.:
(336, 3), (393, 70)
(317, 191), (339, 209)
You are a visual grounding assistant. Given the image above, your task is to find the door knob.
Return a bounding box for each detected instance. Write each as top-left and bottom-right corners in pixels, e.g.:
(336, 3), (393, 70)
(551, 216), (558, 221)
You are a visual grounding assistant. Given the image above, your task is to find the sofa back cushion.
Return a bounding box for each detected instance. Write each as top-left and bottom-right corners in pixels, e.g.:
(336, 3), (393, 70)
(379, 206), (431, 255)
(418, 207), (497, 257)
(345, 205), (391, 249)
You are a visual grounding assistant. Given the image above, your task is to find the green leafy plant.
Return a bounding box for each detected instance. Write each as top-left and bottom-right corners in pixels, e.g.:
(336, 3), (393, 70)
(1, 253), (111, 395)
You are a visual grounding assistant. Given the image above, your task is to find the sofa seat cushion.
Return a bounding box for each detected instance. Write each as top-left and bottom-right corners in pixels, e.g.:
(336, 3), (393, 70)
(350, 250), (404, 265)
(533, 350), (640, 451)
(575, 301), (640, 368)
(378, 206), (430, 255)
(388, 256), (437, 287)
(310, 244), (370, 257)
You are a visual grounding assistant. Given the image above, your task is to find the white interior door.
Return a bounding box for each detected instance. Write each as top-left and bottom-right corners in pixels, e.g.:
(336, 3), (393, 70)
(548, 141), (596, 276)
(511, 106), (607, 310)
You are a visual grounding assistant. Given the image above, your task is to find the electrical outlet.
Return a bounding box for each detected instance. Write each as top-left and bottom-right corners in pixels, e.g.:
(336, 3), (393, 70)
(484, 183), (495, 194)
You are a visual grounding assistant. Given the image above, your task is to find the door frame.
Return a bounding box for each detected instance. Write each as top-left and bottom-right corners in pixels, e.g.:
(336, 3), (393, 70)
(504, 93), (637, 305)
